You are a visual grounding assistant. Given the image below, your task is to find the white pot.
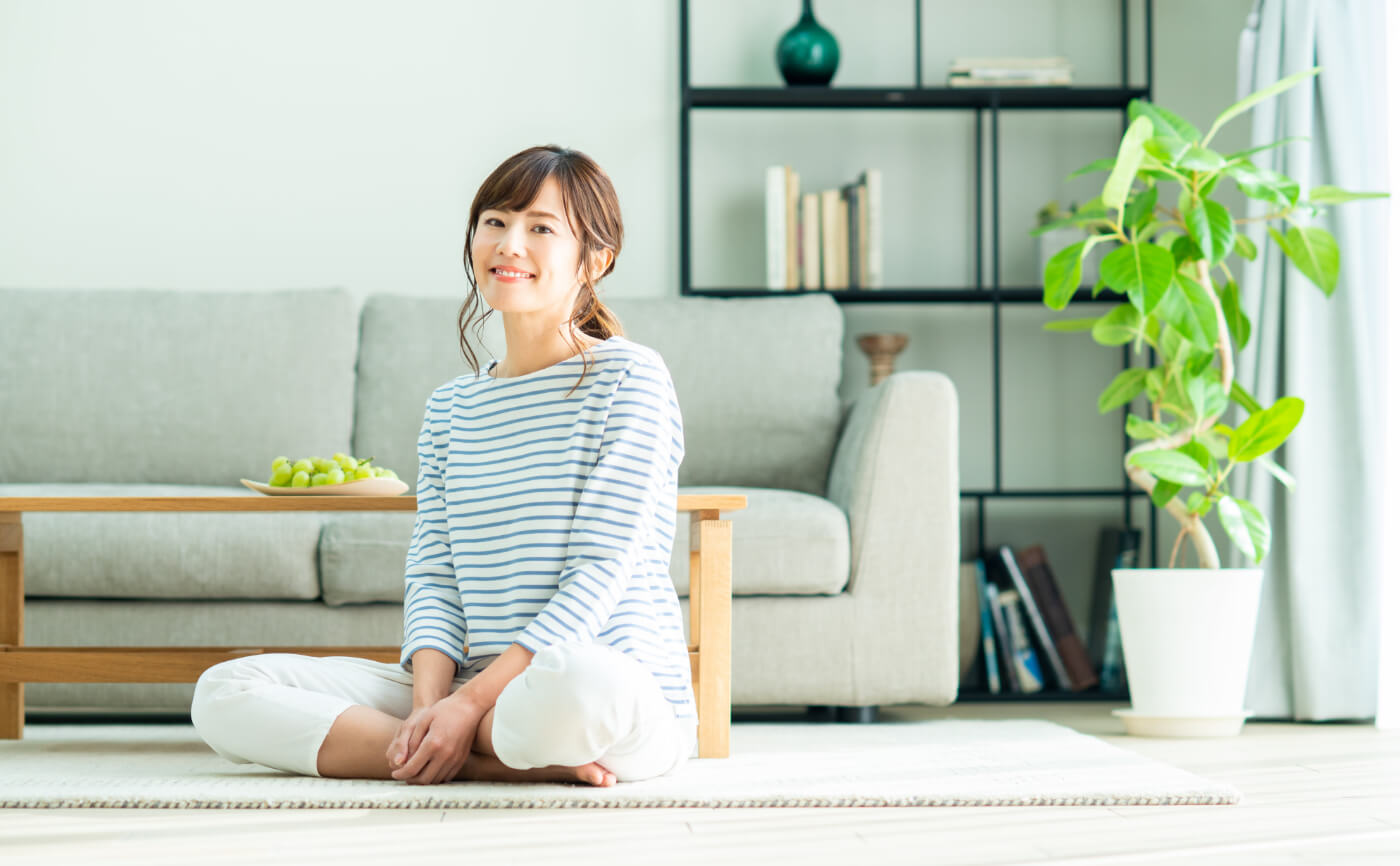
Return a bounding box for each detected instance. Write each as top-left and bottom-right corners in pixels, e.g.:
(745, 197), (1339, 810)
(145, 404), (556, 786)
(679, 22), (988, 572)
(1110, 567), (1264, 736)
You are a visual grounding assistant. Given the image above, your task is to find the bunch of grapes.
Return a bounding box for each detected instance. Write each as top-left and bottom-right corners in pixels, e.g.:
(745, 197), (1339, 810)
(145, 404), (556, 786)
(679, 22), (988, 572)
(267, 453), (398, 488)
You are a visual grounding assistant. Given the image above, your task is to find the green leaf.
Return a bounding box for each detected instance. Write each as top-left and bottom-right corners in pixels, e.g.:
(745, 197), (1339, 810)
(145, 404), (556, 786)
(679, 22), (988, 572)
(1170, 233), (1203, 266)
(1230, 162), (1301, 209)
(1226, 137), (1308, 163)
(1102, 116), (1155, 213)
(1230, 396), (1304, 461)
(1100, 242), (1176, 315)
(1258, 455), (1297, 491)
(1151, 480), (1183, 508)
(1269, 225), (1340, 296)
(1145, 368), (1166, 403)
(1043, 317), (1100, 333)
(1218, 495), (1271, 563)
(1178, 439), (1214, 473)
(1234, 233), (1258, 262)
(1123, 186), (1158, 234)
(1186, 491), (1212, 516)
(1042, 241), (1085, 310)
(1184, 200), (1236, 265)
(1308, 185), (1390, 205)
(1218, 279), (1251, 351)
(1129, 99), (1202, 143)
(1126, 413), (1171, 440)
(1091, 304), (1146, 346)
(1067, 157), (1117, 180)
(1178, 145), (1227, 172)
(1203, 66), (1322, 148)
(1128, 449), (1212, 486)
(1157, 276), (1219, 352)
(1143, 136), (1192, 165)
(1230, 381), (1263, 414)
(1098, 368), (1150, 413)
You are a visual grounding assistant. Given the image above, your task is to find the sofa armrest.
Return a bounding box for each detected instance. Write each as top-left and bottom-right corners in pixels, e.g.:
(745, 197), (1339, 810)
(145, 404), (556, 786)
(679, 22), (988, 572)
(825, 371), (960, 702)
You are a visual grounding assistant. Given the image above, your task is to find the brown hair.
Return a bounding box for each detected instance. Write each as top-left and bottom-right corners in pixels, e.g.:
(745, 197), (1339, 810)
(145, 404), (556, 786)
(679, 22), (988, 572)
(458, 145), (626, 394)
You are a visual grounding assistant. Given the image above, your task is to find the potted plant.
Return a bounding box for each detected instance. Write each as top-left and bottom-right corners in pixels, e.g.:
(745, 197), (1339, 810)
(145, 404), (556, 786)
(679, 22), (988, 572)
(1033, 67), (1387, 736)
(1036, 200), (1112, 287)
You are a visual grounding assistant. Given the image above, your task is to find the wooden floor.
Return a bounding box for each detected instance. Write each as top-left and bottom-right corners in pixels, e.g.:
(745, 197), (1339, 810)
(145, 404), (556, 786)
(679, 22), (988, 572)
(2, 702), (1397, 865)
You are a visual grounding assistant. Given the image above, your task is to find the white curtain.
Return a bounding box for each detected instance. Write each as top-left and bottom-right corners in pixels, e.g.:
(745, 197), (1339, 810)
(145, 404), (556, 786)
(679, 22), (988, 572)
(1233, 0), (1390, 720)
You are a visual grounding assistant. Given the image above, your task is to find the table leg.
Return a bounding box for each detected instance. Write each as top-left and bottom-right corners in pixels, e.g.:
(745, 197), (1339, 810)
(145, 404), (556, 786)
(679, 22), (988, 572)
(0, 513), (23, 739)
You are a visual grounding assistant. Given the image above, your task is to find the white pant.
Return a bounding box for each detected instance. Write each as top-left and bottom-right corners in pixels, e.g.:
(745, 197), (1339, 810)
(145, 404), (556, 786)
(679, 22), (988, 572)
(191, 642), (697, 782)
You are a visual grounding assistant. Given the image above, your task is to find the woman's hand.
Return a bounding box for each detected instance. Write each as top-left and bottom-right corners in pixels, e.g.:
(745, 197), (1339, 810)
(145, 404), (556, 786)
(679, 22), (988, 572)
(386, 696), (486, 785)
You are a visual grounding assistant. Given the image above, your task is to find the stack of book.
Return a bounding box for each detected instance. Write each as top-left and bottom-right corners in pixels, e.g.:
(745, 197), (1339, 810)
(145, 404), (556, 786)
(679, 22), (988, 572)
(765, 165), (883, 292)
(962, 544), (1101, 695)
(947, 56), (1073, 88)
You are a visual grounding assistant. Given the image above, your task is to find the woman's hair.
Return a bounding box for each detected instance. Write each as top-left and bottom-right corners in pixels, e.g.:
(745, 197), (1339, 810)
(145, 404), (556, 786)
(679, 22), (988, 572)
(458, 145), (626, 394)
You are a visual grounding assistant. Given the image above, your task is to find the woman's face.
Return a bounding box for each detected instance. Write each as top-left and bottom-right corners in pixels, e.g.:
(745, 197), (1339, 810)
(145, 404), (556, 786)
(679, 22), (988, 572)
(472, 175), (596, 324)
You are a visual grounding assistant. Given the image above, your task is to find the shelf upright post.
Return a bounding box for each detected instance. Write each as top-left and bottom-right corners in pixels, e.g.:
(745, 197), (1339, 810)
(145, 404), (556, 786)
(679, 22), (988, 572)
(679, 0), (692, 296)
(990, 97), (1002, 494)
(914, 0), (922, 88)
(975, 109), (983, 290)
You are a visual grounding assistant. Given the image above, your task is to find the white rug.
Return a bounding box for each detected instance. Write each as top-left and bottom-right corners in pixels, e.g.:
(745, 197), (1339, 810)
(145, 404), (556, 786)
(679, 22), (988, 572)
(0, 719), (1239, 808)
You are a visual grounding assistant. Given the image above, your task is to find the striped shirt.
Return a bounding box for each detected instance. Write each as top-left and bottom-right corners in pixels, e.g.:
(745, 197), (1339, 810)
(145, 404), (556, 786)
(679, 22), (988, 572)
(399, 335), (695, 722)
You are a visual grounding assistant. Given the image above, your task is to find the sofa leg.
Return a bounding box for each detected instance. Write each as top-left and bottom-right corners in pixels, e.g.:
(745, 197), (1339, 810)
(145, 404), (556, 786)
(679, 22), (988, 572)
(836, 706), (878, 723)
(807, 705), (879, 723)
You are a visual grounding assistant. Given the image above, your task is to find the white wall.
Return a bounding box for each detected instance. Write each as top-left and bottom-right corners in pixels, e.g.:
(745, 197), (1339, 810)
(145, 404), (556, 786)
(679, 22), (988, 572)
(0, 0), (1257, 636)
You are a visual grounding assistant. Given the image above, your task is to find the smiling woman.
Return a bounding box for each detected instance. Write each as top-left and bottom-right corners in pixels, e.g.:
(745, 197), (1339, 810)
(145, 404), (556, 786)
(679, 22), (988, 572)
(458, 145), (628, 395)
(190, 145), (698, 788)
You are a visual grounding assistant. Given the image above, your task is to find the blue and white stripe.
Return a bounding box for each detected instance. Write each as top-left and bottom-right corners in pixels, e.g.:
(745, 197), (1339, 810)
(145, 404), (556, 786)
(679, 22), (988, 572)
(399, 336), (695, 722)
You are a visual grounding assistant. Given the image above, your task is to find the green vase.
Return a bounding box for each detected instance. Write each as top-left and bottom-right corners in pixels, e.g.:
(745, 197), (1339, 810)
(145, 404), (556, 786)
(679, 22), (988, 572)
(776, 0), (840, 87)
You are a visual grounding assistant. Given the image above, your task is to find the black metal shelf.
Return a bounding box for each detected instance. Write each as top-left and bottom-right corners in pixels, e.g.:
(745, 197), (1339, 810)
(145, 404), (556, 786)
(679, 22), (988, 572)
(956, 688), (1132, 703)
(684, 287), (1119, 305)
(677, 0), (1162, 610)
(687, 86), (1150, 111)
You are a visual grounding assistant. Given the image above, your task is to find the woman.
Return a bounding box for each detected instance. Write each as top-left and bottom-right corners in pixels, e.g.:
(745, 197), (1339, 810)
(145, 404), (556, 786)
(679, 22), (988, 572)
(192, 145), (696, 787)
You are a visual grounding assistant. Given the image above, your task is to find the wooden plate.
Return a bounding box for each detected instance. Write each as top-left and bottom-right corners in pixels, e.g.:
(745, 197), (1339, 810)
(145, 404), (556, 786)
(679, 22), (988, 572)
(240, 477), (410, 497)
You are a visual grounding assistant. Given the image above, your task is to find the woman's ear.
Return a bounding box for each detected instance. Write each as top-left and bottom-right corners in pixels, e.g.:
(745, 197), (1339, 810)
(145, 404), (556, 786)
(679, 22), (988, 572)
(586, 248), (614, 283)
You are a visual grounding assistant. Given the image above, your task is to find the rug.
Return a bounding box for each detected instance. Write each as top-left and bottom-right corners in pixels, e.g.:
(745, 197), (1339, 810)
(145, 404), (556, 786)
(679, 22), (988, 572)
(0, 719), (1240, 808)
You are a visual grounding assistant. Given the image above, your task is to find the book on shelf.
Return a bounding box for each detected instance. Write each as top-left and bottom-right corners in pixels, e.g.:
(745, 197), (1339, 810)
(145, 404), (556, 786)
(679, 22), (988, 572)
(994, 545), (1079, 692)
(984, 575), (1019, 693)
(1091, 527), (1142, 692)
(1015, 545), (1099, 692)
(761, 167), (883, 291)
(974, 558), (1001, 694)
(948, 56), (1073, 87)
(998, 589), (1045, 693)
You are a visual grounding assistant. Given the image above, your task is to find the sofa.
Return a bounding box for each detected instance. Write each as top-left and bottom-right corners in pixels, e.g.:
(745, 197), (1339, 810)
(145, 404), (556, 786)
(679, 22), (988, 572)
(0, 287), (960, 716)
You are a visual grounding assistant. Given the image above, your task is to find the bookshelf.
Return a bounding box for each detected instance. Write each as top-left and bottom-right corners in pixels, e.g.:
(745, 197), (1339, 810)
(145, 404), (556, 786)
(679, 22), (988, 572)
(678, 0), (1160, 702)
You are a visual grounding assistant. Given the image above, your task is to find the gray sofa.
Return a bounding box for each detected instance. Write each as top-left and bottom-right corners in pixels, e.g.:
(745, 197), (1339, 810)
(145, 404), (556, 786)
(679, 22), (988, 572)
(0, 287), (960, 715)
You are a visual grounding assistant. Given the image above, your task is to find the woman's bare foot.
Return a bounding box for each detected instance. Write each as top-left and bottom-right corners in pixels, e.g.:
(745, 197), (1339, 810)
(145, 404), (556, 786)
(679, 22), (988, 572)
(455, 752), (616, 786)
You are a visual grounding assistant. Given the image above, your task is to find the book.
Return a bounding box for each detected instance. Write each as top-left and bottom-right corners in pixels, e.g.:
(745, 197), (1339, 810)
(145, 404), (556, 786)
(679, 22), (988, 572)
(784, 166), (800, 290)
(800, 192), (821, 290)
(973, 558), (1001, 693)
(1015, 545), (1099, 692)
(835, 195), (850, 290)
(858, 169), (883, 288)
(841, 182), (861, 289)
(999, 589), (1045, 693)
(819, 189), (843, 290)
(996, 545), (1073, 691)
(984, 576), (1019, 692)
(764, 166), (787, 291)
(958, 561), (982, 686)
(1089, 527), (1142, 671)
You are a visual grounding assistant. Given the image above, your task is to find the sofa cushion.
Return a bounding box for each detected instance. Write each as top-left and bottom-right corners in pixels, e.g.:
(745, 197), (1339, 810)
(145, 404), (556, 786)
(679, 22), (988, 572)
(0, 287), (358, 485)
(3, 484), (323, 601)
(352, 293), (845, 497)
(317, 486), (848, 606)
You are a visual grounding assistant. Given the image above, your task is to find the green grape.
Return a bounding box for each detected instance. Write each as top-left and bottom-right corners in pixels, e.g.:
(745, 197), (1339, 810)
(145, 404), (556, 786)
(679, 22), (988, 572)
(333, 453), (356, 472)
(311, 472), (331, 486)
(327, 467), (346, 485)
(292, 458), (314, 475)
(269, 464), (294, 486)
(380, 468), (398, 480)
(271, 456), (290, 471)
(312, 457), (333, 474)
(291, 470), (311, 488)
(353, 466), (374, 480)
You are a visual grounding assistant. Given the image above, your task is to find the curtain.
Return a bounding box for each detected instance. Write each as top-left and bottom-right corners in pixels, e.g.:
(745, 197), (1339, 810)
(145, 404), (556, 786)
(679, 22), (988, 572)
(1232, 0), (1390, 720)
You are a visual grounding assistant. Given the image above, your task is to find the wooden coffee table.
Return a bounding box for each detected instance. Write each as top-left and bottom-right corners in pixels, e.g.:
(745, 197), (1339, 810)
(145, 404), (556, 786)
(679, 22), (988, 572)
(0, 492), (743, 757)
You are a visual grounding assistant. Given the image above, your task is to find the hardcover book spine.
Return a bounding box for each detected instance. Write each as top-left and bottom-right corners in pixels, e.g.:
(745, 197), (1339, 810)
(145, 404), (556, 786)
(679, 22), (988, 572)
(765, 166), (787, 291)
(985, 579), (1019, 693)
(1016, 545), (1099, 691)
(998, 545), (1072, 691)
(974, 559), (1001, 693)
(1000, 590), (1045, 693)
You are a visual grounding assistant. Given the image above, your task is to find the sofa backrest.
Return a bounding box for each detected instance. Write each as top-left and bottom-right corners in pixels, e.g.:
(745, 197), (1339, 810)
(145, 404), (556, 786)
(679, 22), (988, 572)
(353, 293), (845, 496)
(0, 288), (358, 485)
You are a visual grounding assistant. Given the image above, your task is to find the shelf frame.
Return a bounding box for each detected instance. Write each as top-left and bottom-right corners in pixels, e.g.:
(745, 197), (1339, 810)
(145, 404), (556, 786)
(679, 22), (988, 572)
(677, 0), (1159, 572)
